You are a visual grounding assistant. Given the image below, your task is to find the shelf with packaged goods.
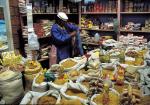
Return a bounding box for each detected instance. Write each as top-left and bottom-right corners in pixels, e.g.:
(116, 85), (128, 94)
(23, 35), (51, 39)
(81, 28), (114, 32)
(120, 12), (150, 14)
(21, 13), (78, 17)
(120, 30), (150, 33)
(82, 42), (100, 46)
(81, 12), (117, 15)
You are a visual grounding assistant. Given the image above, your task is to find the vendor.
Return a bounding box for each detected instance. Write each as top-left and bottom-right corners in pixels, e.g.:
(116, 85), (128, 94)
(51, 12), (83, 63)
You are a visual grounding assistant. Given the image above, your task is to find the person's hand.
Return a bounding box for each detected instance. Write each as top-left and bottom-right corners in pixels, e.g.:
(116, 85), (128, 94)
(70, 31), (77, 37)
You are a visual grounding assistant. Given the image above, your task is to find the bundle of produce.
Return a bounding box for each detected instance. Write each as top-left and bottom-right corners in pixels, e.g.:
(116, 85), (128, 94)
(32, 69), (55, 92)
(60, 81), (88, 104)
(20, 90), (61, 105)
(0, 51), (24, 71)
(120, 84), (141, 105)
(0, 70), (24, 104)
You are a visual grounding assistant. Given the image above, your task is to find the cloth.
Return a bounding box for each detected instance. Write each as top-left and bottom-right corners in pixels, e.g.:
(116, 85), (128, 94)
(49, 45), (57, 67)
(51, 23), (83, 62)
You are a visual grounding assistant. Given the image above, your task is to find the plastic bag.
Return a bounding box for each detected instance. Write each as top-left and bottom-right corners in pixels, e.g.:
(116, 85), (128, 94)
(28, 32), (39, 50)
(0, 71), (24, 104)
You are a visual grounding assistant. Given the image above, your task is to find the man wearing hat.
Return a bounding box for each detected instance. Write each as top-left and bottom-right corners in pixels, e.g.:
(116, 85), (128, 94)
(51, 12), (83, 62)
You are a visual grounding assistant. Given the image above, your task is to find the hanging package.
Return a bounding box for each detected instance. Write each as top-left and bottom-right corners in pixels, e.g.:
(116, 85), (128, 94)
(28, 32), (40, 50)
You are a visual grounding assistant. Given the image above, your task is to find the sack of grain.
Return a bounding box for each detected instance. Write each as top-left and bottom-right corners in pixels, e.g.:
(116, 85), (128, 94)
(32, 72), (48, 92)
(90, 88), (120, 105)
(20, 90), (61, 105)
(60, 81), (88, 104)
(0, 69), (24, 104)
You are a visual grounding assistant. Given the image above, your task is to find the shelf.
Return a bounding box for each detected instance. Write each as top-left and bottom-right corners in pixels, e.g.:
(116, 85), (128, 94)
(120, 12), (150, 14)
(120, 30), (150, 33)
(21, 13), (78, 17)
(82, 12), (117, 14)
(82, 42), (100, 46)
(81, 28), (114, 32)
(23, 35), (50, 39)
(38, 57), (49, 62)
(38, 35), (51, 39)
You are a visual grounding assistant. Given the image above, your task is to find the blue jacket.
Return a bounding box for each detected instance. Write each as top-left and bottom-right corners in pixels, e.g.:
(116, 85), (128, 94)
(51, 23), (83, 62)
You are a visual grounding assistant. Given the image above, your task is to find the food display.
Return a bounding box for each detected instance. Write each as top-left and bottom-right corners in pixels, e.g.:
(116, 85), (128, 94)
(3, 34), (149, 105)
(38, 96), (57, 105)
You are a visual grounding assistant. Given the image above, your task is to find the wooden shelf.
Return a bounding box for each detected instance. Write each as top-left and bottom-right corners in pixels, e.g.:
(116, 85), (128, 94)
(38, 35), (51, 39)
(21, 13), (78, 17)
(38, 57), (49, 62)
(120, 30), (150, 33)
(120, 12), (150, 14)
(82, 42), (100, 46)
(23, 35), (50, 39)
(82, 12), (117, 14)
(81, 28), (114, 32)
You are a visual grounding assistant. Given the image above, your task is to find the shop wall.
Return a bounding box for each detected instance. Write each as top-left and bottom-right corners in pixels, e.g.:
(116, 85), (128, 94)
(9, 0), (21, 49)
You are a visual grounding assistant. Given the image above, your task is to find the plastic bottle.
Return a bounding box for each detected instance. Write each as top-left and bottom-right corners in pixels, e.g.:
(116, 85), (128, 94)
(94, 33), (100, 43)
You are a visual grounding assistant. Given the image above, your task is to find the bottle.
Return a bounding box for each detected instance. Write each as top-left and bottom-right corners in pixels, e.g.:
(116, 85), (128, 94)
(94, 33), (100, 43)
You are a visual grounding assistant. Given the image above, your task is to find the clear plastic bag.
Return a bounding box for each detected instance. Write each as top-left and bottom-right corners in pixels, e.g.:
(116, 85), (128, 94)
(28, 32), (39, 50)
